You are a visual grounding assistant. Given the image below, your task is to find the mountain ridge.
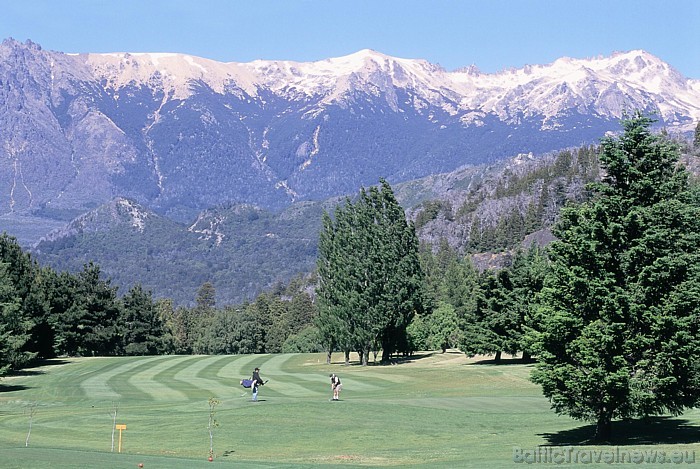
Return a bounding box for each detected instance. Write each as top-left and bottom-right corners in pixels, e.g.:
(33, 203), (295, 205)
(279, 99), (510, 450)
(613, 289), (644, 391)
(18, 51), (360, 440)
(1, 38), (699, 244)
(76, 45), (700, 123)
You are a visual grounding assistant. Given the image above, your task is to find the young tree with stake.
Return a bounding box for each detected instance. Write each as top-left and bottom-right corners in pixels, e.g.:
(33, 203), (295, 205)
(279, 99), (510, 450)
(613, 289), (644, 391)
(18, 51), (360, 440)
(207, 397), (220, 460)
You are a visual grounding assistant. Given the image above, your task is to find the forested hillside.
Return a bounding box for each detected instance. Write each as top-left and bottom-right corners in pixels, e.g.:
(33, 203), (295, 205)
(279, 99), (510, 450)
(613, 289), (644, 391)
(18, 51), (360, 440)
(32, 200), (329, 305)
(30, 134), (699, 305)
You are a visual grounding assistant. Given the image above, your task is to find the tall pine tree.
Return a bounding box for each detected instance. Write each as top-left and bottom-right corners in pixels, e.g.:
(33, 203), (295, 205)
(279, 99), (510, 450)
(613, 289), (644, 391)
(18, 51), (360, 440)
(531, 113), (700, 441)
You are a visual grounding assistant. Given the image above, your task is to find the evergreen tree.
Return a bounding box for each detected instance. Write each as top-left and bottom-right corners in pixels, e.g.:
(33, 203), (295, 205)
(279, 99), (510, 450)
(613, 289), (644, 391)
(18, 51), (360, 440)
(286, 291), (317, 334)
(427, 302), (460, 353)
(154, 298), (176, 353)
(119, 284), (167, 355)
(21, 266), (55, 359)
(0, 262), (30, 374)
(0, 234), (39, 366)
(170, 305), (195, 353)
(190, 282), (217, 353)
(316, 179), (425, 365)
(53, 263), (121, 356)
(196, 282), (216, 310)
(233, 305), (264, 354)
(460, 270), (511, 362)
(315, 210), (353, 364)
(201, 306), (243, 354)
(508, 244), (549, 361)
(531, 113), (700, 441)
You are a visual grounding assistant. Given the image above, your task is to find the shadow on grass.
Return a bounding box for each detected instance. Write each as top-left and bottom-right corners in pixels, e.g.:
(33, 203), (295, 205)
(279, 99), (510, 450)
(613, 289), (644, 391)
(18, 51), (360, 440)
(0, 384), (30, 392)
(539, 417), (700, 446)
(24, 358), (72, 368)
(0, 358), (70, 393)
(4, 358), (71, 378)
(369, 352), (436, 366)
(5, 369), (45, 377)
(6, 358), (70, 377)
(330, 352), (438, 366)
(468, 357), (536, 366)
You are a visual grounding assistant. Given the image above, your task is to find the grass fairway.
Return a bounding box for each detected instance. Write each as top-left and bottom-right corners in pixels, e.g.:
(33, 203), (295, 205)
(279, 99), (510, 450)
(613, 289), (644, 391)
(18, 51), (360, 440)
(1, 351), (699, 468)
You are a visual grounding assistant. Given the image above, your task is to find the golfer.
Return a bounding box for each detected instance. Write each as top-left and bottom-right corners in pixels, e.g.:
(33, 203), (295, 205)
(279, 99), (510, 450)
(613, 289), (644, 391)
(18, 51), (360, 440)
(252, 367), (264, 401)
(330, 373), (342, 400)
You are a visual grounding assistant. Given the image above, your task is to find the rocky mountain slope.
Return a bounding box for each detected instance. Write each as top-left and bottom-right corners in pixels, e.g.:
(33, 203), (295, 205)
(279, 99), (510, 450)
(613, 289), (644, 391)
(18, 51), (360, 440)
(1, 37), (698, 239)
(31, 145), (603, 305)
(31, 140), (699, 305)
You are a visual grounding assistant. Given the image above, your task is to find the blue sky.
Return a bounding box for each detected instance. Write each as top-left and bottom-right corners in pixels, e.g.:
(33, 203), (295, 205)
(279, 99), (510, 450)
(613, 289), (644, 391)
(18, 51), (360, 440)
(2, 0), (699, 77)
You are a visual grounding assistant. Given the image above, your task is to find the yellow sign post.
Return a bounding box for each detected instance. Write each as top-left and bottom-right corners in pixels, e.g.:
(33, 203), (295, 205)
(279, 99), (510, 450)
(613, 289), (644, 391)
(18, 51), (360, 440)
(115, 424), (127, 453)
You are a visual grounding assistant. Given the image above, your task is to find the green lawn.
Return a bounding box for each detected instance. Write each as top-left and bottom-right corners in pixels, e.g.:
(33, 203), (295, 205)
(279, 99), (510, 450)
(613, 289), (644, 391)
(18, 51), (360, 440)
(0, 351), (698, 468)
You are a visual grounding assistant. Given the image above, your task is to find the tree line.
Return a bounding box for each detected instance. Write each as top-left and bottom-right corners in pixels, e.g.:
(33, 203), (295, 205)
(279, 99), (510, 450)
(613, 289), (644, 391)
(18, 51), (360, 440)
(0, 240), (320, 375)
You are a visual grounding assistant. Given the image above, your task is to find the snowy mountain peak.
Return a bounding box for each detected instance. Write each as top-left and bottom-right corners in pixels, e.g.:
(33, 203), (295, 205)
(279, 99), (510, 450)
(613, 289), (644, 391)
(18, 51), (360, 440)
(83, 51), (262, 98)
(45, 46), (689, 130)
(2, 38), (697, 132)
(333, 48), (392, 64)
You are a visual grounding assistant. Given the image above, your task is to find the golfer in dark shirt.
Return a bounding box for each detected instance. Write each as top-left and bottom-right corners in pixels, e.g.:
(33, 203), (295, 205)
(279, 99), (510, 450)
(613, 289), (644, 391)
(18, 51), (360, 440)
(330, 373), (342, 400)
(252, 367), (263, 401)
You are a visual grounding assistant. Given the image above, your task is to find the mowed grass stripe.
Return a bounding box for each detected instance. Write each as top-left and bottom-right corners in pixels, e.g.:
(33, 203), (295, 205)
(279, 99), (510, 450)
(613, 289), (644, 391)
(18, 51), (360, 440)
(230, 353), (313, 398)
(79, 356), (166, 401)
(254, 354), (326, 397)
(276, 353), (401, 393)
(255, 354), (384, 397)
(216, 354), (260, 381)
(173, 355), (236, 397)
(127, 356), (198, 401)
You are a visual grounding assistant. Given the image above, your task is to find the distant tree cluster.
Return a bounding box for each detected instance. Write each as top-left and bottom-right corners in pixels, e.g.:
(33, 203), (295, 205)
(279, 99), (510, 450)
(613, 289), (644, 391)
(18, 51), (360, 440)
(410, 240), (547, 362)
(164, 277), (319, 355)
(464, 146), (600, 252)
(0, 233), (319, 376)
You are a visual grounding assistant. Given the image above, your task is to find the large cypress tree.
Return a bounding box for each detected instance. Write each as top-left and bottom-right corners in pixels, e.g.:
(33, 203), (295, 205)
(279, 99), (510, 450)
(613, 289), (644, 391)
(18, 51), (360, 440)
(531, 113), (700, 441)
(316, 179), (425, 365)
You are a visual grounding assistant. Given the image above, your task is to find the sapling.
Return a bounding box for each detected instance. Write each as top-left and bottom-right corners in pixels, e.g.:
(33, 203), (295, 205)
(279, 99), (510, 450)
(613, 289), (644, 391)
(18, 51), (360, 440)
(110, 401), (119, 452)
(207, 397), (220, 459)
(25, 402), (37, 447)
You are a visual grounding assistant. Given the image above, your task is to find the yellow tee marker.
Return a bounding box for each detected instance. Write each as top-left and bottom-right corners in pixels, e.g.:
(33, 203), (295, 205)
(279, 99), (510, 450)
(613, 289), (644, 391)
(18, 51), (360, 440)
(115, 424), (127, 453)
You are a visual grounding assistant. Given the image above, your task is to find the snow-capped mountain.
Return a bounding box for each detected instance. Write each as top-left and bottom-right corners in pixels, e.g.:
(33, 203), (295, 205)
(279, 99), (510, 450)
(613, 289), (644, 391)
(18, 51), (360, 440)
(1, 38), (698, 228)
(82, 47), (700, 129)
